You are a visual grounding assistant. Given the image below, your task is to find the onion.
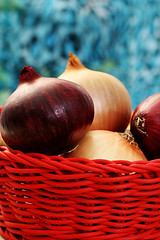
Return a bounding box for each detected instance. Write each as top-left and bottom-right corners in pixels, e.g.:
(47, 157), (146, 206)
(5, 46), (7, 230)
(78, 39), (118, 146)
(131, 92), (160, 160)
(0, 66), (94, 155)
(65, 130), (148, 162)
(0, 106), (8, 147)
(0, 133), (7, 147)
(59, 52), (132, 132)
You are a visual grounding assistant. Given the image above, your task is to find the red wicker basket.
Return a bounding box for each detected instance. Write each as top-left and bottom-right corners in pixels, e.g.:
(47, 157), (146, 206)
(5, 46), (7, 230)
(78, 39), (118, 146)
(0, 146), (160, 240)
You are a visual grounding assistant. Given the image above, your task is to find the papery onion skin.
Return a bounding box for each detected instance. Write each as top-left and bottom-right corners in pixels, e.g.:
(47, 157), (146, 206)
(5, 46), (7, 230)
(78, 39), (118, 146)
(131, 92), (160, 160)
(0, 66), (94, 155)
(59, 52), (132, 132)
(0, 132), (7, 147)
(65, 130), (148, 162)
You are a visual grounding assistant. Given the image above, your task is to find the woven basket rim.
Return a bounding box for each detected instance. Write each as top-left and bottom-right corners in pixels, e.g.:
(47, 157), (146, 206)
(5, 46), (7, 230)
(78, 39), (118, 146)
(0, 146), (160, 174)
(1, 147), (160, 240)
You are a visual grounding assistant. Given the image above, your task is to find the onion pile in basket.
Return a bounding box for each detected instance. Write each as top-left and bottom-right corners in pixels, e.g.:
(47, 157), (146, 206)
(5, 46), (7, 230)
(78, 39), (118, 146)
(0, 52), (159, 161)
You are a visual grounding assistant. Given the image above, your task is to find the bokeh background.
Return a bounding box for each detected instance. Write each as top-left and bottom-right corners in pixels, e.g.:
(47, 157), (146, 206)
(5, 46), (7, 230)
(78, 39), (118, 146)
(0, 0), (160, 110)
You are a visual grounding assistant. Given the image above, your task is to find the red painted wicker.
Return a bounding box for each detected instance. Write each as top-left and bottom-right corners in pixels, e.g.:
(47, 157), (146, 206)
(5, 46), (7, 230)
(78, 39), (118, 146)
(0, 146), (160, 240)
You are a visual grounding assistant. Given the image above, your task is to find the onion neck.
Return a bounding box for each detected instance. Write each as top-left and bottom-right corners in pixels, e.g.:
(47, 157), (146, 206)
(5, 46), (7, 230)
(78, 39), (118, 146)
(65, 52), (86, 71)
(20, 66), (41, 84)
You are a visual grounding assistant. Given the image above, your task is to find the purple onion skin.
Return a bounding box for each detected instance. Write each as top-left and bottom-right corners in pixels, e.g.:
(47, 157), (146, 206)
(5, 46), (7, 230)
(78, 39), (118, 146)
(131, 92), (160, 160)
(0, 66), (94, 155)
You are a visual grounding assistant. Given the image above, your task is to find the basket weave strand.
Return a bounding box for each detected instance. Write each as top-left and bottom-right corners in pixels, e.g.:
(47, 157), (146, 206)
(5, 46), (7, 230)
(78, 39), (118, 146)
(0, 146), (160, 240)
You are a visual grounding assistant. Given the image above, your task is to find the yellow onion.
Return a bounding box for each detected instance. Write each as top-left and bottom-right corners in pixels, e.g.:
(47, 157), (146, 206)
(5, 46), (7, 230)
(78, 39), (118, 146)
(0, 133), (7, 147)
(66, 130), (148, 162)
(59, 52), (132, 132)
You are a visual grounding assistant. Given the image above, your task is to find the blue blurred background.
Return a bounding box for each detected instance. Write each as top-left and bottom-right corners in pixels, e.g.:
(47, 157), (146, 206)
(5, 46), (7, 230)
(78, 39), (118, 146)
(0, 0), (160, 110)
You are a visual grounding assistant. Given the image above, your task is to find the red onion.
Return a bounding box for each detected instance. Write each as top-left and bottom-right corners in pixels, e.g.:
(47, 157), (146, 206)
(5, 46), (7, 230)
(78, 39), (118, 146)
(0, 66), (94, 155)
(131, 92), (160, 160)
(0, 106), (8, 147)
